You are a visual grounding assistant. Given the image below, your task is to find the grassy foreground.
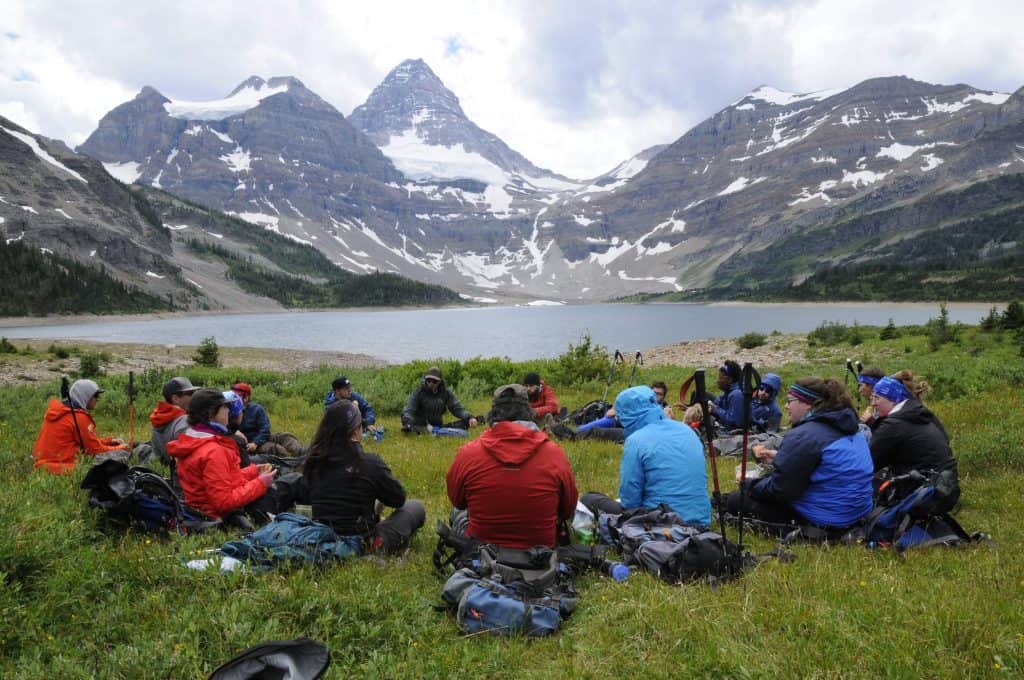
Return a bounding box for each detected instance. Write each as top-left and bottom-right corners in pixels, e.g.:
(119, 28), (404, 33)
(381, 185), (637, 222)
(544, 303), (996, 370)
(1, 326), (1022, 678)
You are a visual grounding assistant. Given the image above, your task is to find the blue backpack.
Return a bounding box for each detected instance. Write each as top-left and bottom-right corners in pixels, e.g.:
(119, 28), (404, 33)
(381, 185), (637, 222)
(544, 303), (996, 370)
(864, 485), (982, 551)
(440, 543), (578, 637)
(221, 513), (362, 569)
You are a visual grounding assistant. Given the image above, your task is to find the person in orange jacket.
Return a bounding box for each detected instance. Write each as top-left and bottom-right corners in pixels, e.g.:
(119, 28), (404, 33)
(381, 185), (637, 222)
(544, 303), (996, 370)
(32, 379), (126, 474)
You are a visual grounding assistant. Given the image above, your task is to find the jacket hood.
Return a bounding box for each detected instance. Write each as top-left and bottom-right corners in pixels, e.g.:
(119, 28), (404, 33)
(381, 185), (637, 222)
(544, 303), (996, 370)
(478, 421), (549, 466)
(44, 399), (73, 422)
(614, 386), (665, 437)
(166, 427), (221, 459)
(800, 407), (860, 435)
(886, 398), (935, 425)
(149, 401), (186, 428)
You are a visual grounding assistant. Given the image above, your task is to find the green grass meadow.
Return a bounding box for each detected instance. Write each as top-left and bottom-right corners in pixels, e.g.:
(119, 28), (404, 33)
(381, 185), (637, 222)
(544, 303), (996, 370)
(1, 325), (1022, 678)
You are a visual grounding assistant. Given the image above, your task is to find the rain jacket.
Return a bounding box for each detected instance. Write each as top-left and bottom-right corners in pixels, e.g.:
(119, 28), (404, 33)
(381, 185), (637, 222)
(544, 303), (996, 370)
(148, 401), (189, 465)
(870, 399), (956, 475)
(751, 399), (783, 432)
(32, 399), (124, 474)
(447, 421), (578, 549)
(167, 424), (267, 518)
(239, 402), (271, 445)
(305, 447), (406, 537)
(402, 377), (471, 429)
(749, 407), (873, 527)
(713, 382), (745, 430)
(323, 390), (376, 427)
(614, 386), (711, 527)
(528, 381), (560, 419)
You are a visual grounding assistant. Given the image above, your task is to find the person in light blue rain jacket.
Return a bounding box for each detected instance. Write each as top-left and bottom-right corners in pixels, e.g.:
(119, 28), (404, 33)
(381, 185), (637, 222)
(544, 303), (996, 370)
(581, 386), (711, 528)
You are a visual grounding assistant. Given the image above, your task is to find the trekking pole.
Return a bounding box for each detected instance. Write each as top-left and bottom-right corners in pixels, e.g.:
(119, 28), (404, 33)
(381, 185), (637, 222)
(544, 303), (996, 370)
(598, 350), (625, 407)
(61, 376), (86, 453)
(626, 351), (643, 387)
(845, 359), (861, 403)
(737, 362), (761, 556)
(695, 369), (728, 539)
(127, 371), (136, 449)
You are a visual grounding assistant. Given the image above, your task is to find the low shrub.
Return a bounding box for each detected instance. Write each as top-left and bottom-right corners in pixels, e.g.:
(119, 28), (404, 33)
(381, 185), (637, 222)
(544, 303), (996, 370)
(736, 332), (767, 349)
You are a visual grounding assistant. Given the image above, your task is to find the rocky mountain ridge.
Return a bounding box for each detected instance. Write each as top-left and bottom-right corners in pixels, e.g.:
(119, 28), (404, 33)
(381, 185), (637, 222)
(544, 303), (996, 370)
(26, 64), (1024, 305)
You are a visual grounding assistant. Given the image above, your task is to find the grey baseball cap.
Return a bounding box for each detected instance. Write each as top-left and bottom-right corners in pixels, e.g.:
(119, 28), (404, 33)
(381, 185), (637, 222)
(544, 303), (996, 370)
(162, 376), (201, 402)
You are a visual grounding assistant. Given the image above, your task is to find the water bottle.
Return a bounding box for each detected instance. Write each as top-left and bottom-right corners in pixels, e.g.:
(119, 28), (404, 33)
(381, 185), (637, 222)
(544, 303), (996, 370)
(600, 560), (630, 582)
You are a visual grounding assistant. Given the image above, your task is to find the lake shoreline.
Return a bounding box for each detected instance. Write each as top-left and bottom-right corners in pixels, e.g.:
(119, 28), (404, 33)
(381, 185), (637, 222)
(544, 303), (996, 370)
(0, 300), (999, 329)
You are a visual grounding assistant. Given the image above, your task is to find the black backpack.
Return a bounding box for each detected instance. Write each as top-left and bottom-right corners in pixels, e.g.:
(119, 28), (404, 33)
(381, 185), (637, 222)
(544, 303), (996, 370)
(81, 459), (220, 535)
(606, 508), (744, 583)
(208, 637), (330, 679)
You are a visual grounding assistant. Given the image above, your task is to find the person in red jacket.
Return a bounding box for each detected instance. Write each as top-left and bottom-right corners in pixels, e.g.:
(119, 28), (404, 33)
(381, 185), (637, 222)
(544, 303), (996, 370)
(523, 371), (560, 426)
(32, 379), (127, 474)
(446, 384), (578, 549)
(167, 389), (276, 520)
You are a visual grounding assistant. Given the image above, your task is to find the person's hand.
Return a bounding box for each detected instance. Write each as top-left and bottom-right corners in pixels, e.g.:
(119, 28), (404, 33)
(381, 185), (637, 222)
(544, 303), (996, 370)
(708, 402), (717, 412)
(663, 405), (675, 419)
(366, 424), (377, 434)
(108, 437), (125, 446)
(753, 445), (777, 464)
(258, 463), (274, 475)
(860, 406), (875, 423)
(246, 442), (257, 452)
(605, 407), (616, 418)
(258, 471), (276, 488)
(468, 417), (478, 428)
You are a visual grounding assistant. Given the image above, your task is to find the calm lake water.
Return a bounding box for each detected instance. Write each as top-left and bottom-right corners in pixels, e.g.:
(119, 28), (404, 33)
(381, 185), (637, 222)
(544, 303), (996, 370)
(0, 303), (990, 363)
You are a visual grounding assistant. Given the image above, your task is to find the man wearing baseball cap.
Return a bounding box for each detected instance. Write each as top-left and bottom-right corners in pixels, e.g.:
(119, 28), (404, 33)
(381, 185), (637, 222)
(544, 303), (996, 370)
(231, 382), (271, 453)
(149, 376), (201, 469)
(324, 376), (378, 435)
(400, 367), (478, 433)
(32, 379), (126, 474)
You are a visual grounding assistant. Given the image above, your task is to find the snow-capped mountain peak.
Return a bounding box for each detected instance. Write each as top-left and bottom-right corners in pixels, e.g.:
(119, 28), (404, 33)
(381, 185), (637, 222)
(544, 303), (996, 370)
(163, 76), (297, 121)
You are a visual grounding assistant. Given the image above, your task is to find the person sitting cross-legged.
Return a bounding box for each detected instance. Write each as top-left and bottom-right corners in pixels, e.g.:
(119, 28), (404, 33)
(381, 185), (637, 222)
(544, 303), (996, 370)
(32, 379), (127, 474)
(447, 384), (579, 549)
(231, 382), (271, 454)
(324, 376), (378, 435)
(523, 371), (560, 426)
(401, 367), (478, 433)
(303, 399), (425, 554)
(581, 386), (711, 527)
(723, 377), (874, 532)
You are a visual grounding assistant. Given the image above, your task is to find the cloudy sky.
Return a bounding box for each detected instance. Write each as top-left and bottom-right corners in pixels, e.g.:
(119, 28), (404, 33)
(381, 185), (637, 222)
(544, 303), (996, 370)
(2, 0), (1023, 178)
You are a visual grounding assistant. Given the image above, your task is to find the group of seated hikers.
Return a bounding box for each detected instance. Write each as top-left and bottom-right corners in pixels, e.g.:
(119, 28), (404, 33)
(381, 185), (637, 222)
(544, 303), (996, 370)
(31, 359), (961, 556)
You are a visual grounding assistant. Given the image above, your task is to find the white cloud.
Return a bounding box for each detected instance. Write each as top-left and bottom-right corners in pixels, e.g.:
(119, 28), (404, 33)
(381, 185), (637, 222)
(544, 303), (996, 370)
(1, 1), (1023, 178)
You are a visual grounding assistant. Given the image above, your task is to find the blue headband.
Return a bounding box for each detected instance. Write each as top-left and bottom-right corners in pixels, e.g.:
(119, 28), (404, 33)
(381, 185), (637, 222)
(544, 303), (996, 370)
(857, 374), (880, 387)
(873, 376), (911, 404)
(787, 383), (821, 405)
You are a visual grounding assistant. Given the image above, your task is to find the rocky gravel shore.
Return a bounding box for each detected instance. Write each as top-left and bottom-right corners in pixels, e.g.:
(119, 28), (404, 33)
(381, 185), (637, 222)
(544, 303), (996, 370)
(642, 333), (811, 368)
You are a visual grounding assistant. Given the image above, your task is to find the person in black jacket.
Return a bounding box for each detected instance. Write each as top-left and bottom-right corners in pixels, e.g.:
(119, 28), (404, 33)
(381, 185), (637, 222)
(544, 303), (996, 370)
(870, 370), (960, 512)
(400, 366), (478, 433)
(303, 400), (425, 554)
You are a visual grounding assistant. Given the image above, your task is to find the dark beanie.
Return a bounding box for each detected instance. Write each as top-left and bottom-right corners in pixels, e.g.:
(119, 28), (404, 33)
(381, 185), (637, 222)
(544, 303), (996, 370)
(523, 372), (541, 386)
(425, 367), (442, 380)
(488, 384), (535, 425)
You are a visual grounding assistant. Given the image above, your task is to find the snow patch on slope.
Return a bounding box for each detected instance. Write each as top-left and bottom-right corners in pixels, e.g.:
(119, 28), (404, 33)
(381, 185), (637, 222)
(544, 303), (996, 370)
(103, 161), (143, 183)
(164, 82), (289, 120)
(2, 126), (88, 183)
(718, 176), (766, 196)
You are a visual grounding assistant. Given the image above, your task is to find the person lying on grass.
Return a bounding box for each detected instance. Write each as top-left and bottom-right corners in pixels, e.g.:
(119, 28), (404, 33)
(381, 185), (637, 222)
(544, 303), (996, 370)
(32, 378), (127, 474)
(302, 399), (424, 554)
(723, 377), (874, 533)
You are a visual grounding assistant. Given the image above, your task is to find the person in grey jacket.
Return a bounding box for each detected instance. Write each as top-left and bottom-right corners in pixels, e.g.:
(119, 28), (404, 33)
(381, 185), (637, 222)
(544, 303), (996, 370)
(148, 376), (201, 466)
(401, 367), (478, 433)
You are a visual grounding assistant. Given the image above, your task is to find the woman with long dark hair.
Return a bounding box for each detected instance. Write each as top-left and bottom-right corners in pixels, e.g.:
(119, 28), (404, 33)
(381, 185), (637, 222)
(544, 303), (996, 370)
(725, 377), (874, 529)
(304, 400), (425, 553)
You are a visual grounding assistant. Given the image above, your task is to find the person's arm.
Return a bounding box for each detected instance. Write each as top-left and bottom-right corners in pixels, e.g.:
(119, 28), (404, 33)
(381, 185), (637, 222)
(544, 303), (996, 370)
(617, 441), (645, 509)
(82, 417), (124, 455)
(370, 456), (406, 509)
(446, 450), (468, 510)
(717, 389), (745, 429)
(533, 385), (560, 418)
(868, 419), (899, 471)
(246, 405), (271, 445)
(401, 389), (419, 428)
(749, 429), (821, 503)
(445, 389), (472, 421)
(556, 449), (579, 521)
(358, 394), (376, 427)
(203, 448), (268, 516)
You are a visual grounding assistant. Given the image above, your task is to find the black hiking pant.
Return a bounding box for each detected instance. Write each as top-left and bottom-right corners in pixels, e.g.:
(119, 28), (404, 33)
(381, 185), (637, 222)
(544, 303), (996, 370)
(580, 491), (627, 517)
(374, 500), (426, 554)
(722, 489), (802, 527)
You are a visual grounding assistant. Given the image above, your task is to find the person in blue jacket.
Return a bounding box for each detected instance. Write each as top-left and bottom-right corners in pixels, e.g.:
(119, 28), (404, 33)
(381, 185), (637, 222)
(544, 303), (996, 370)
(724, 376), (873, 530)
(581, 386), (711, 527)
(709, 360), (744, 430)
(324, 376), (377, 435)
(751, 372), (783, 432)
(231, 382), (271, 454)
